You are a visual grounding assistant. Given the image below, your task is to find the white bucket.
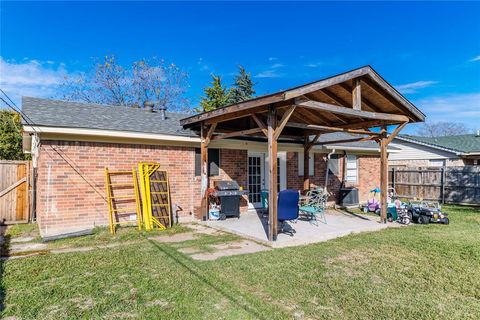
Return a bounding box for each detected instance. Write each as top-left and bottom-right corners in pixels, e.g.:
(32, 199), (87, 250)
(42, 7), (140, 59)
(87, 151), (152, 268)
(209, 208), (220, 220)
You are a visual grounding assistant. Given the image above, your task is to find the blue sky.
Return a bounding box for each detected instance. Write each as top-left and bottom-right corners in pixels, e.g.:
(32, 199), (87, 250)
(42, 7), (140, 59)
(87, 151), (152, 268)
(1, 1), (479, 133)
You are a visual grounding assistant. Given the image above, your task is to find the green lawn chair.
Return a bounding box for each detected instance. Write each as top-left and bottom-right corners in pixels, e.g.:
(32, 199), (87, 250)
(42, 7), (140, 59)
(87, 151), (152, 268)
(299, 189), (327, 226)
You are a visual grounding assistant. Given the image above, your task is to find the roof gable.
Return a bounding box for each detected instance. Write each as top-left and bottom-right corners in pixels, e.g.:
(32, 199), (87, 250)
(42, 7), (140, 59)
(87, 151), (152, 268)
(180, 65), (425, 128)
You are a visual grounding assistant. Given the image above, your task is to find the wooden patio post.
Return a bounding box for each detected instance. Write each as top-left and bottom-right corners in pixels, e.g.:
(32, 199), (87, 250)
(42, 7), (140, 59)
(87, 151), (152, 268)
(380, 121), (408, 223)
(267, 107), (278, 241)
(303, 138), (310, 191)
(200, 122), (209, 221)
(380, 137), (388, 223)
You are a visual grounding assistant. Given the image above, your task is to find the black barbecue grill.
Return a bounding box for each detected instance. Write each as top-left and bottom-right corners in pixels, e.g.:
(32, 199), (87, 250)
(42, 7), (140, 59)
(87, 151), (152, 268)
(213, 181), (248, 219)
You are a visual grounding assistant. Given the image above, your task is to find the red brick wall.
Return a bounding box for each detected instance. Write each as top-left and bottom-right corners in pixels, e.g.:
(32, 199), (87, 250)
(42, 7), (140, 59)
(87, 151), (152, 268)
(36, 140), (380, 237)
(286, 152), (380, 202)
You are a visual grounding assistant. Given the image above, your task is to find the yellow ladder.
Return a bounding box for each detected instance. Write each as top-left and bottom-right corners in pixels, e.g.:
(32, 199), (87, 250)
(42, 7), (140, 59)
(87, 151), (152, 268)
(138, 162), (172, 231)
(105, 167), (142, 234)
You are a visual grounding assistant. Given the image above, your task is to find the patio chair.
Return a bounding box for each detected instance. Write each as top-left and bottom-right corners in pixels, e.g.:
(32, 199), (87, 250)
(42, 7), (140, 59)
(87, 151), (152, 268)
(277, 189), (299, 236)
(299, 189), (327, 226)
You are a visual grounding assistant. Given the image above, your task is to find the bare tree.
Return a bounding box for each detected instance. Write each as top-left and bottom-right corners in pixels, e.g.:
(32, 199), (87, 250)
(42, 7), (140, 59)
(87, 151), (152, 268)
(415, 121), (470, 137)
(58, 55), (189, 111)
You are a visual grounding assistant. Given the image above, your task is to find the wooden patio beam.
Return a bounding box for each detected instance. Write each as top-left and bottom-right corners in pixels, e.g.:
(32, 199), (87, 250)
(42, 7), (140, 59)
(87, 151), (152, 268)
(379, 132), (388, 223)
(385, 121), (408, 145)
(338, 120), (386, 130)
(181, 92), (284, 126)
(313, 136), (375, 146)
(296, 106), (333, 126)
(204, 123), (217, 146)
(285, 122), (381, 136)
(251, 113), (268, 137)
(273, 105), (296, 140)
(338, 82), (383, 113)
(284, 67), (370, 100)
(267, 107), (278, 241)
(211, 128), (263, 141)
(200, 123), (209, 221)
(352, 78), (361, 110)
(295, 98), (410, 123)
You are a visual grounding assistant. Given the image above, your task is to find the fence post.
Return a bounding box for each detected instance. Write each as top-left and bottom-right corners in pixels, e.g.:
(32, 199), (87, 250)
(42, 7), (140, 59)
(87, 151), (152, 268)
(391, 167), (395, 190)
(441, 167), (445, 204)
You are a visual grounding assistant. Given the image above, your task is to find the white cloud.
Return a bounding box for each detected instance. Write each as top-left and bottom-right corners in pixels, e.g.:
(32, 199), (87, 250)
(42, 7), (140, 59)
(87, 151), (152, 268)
(414, 93), (480, 127)
(270, 63), (284, 69)
(0, 57), (67, 106)
(395, 80), (439, 94)
(254, 69), (284, 78)
(196, 57), (210, 72)
(268, 57), (278, 61)
(304, 62), (323, 68)
(469, 55), (480, 62)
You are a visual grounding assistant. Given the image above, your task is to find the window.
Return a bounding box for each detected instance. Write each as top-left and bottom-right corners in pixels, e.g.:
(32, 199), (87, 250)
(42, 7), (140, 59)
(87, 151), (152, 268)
(429, 159), (445, 167)
(195, 148), (220, 177)
(346, 154), (358, 183)
(328, 154), (340, 176)
(298, 151), (314, 176)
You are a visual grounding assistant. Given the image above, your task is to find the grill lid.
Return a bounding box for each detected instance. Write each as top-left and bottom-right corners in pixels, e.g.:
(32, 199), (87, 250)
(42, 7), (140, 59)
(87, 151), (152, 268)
(214, 180), (239, 190)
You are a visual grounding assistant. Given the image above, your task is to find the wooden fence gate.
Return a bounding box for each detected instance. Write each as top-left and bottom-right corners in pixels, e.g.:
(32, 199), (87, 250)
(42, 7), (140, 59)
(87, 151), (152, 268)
(389, 166), (480, 205)
(0, 160), (32, 224)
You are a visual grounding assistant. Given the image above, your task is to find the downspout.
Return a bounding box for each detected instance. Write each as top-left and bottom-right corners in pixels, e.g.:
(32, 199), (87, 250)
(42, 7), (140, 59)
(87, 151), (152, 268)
(324, 148), (335, 194)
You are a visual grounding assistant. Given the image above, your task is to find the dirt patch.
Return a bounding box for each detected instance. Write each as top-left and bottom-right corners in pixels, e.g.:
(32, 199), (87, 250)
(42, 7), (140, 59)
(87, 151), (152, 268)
(186, 224), (223, 235)
(177, 247), (203, 254)
(11, 236), (36, 243)
(10, 242), (47, 254)
(146, 299), (170, 308)
(69, 297), (95, 310)
(190, 240), (270, 261)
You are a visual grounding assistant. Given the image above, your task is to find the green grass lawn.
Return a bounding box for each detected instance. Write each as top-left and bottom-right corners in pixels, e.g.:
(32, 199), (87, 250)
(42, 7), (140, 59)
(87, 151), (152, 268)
(1, 205), (479, 319)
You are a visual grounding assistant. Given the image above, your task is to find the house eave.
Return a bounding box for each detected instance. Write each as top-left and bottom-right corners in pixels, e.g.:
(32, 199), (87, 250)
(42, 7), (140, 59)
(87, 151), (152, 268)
(23, 125), (387, 154)
(395, 136), (463, 155)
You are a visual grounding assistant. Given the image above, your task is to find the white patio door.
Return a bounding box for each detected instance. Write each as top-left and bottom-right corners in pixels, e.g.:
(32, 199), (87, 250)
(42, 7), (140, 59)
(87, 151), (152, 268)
(248, 152), (287, 209)
(248, 153), (265, 208)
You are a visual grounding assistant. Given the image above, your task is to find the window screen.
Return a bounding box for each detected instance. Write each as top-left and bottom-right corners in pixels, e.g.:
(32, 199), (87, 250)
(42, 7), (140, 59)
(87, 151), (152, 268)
(346, 154), (358, 183)
(195, 148), (220, 177)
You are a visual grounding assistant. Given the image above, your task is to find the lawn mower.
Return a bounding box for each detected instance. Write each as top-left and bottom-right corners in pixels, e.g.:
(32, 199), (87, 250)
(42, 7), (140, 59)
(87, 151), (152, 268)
(407, 200), (449, 224)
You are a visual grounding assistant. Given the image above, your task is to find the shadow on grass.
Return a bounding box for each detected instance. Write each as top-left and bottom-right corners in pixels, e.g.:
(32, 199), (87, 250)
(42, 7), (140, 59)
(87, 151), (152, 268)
(145, 236), (269, 319)
(0, 225), (11, 313)
(336, 207), (372, 220)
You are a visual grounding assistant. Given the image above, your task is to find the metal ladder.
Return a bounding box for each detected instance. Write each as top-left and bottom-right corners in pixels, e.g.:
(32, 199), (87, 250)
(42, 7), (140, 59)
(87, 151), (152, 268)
(138, 162), (172, 231)
(104, 168), (142, 234)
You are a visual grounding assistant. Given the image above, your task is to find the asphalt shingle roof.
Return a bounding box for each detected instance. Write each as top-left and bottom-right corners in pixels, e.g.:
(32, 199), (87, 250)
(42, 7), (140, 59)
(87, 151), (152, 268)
(400, 134), (480, 153)
(21, 97), (197, 137)
(21, 97), (388, 150)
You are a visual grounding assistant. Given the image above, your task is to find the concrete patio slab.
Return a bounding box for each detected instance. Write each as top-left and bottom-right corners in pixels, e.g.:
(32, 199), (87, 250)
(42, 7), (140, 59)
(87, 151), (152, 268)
(204, 209), (403, 248)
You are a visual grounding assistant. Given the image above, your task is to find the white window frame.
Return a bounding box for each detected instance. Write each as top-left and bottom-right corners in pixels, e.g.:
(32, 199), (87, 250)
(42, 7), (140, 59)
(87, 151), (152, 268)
(346, 154), (358, 183)
(298, 151), (314, 176)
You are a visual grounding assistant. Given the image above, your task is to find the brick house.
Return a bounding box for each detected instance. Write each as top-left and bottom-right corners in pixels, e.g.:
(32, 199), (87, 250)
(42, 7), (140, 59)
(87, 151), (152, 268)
(22, 97), (391, 238)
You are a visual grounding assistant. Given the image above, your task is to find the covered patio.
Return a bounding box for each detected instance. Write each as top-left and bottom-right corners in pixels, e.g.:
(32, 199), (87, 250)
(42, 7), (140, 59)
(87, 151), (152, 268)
(204, 209), (400, 248)
(180, 66), (425, 241)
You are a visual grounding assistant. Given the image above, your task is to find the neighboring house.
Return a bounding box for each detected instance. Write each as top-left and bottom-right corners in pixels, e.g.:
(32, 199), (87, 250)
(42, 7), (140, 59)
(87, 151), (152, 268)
(389, 134), (480, 167)
(22, 97), (393, 238)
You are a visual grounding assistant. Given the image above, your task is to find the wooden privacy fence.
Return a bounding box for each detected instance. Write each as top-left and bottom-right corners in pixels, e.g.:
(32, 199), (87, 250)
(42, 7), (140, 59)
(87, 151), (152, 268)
(389, 166), (480, 205)
(0, 160), (31, 224)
